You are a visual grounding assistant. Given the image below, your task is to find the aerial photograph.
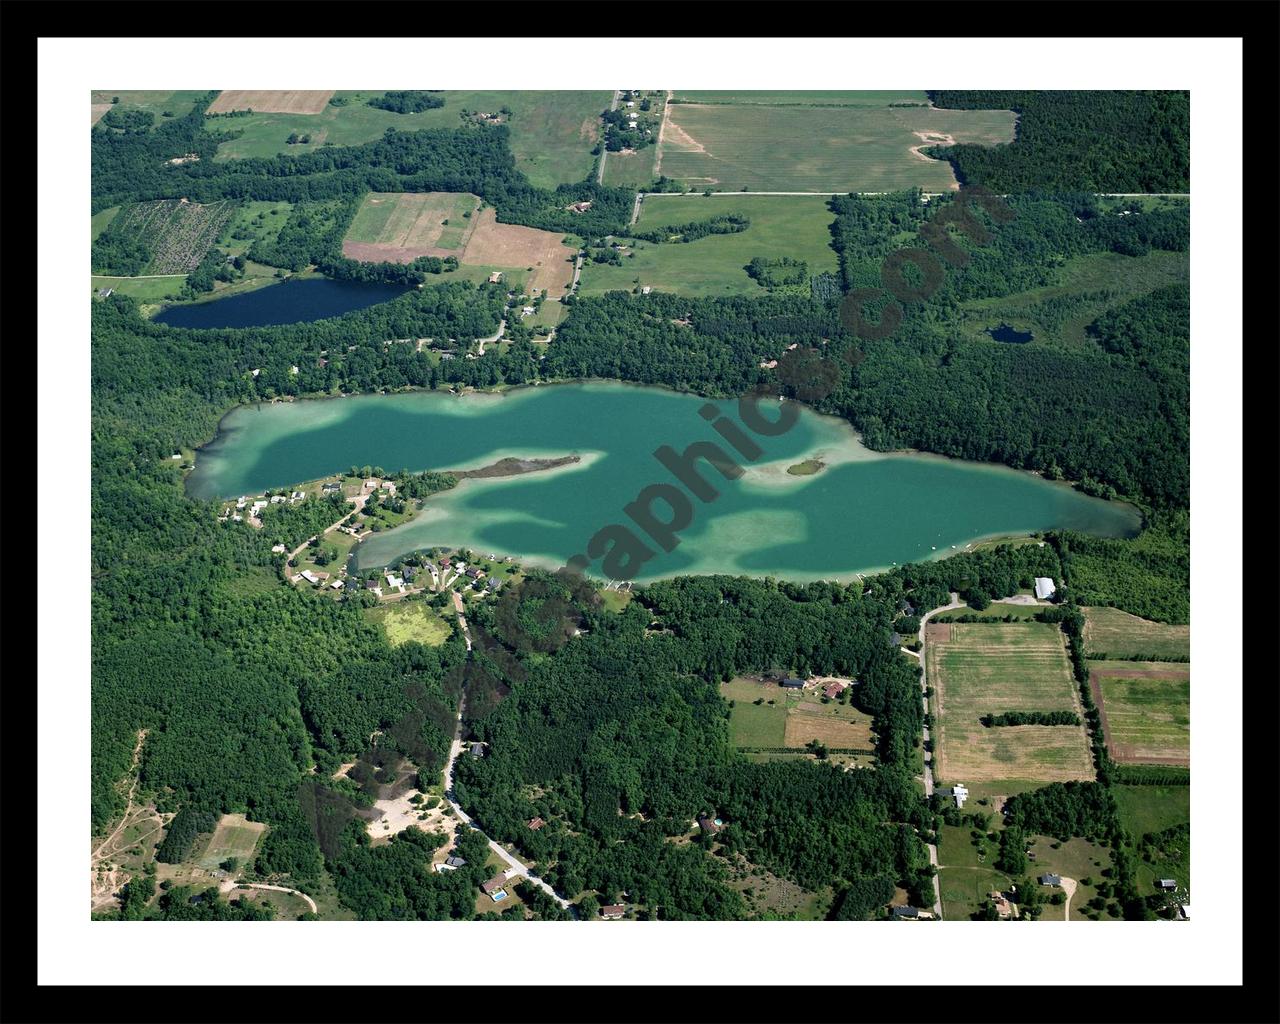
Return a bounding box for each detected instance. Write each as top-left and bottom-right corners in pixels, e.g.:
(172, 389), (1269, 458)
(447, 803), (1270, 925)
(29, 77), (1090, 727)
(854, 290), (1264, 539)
(87, 85), (1192, 927)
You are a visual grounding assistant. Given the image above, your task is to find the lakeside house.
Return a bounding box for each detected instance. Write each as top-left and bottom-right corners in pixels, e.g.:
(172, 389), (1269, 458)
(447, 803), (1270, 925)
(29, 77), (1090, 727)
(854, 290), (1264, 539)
(1034, 577), (1057, 600)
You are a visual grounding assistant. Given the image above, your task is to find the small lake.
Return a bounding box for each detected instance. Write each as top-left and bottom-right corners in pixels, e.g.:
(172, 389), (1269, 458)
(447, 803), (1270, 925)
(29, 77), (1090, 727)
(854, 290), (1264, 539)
(987, 323), (1034, 344)
(187, 383), (1142, 583)
(153, 278), (409, 329)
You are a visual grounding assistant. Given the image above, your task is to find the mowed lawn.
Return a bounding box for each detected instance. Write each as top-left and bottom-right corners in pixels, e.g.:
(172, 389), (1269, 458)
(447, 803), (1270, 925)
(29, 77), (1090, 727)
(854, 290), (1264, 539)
(658, 102), (1015, 192)
(1082, 606), (1190, 660)
(208, 91), (610, 188)
(578, 194), (840, 297)
(929, 622), (1094, 787)
(723, 677), (788, 747)
(1094, 664), (1190, 765)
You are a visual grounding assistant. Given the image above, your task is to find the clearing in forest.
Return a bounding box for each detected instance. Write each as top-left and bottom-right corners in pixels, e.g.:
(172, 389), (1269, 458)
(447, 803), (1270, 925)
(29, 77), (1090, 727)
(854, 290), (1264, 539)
(657, 101), (1015, 192)
(195, 813), (267, 870)
(929, 622), (1094, 786)
(207, 90), (334, 114)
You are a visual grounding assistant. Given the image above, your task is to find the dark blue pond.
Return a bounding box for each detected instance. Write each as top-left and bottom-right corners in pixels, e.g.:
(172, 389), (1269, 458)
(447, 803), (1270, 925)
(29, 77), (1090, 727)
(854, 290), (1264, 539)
(986, 323), (1034, 344)
(153, 278), (409, 329)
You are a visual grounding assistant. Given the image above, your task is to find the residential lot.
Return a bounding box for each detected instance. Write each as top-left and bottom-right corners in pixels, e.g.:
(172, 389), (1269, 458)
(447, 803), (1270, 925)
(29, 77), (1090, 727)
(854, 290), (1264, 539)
(929, 622), (1095, 788)
(579, 194), (840, 297)
(657, 101), (1015, 192)
(1091, 663), (1190, 765)
(722, 676), (874, 763)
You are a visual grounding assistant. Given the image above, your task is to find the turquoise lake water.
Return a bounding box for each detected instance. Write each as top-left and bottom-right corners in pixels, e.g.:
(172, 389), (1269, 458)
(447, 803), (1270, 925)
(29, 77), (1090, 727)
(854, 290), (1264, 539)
(186, 382), (1142, 582)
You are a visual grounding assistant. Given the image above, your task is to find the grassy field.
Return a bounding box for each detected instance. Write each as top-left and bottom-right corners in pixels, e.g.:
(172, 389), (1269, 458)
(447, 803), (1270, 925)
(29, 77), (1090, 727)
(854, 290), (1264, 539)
(929, 622), (1095, 786)
(1093, 664), (1190, 765)
(933, 600), (1043, 622)
(957, 249), (1189, 352)
(723, 677), (788, 747)
(364, 601), (452, 647)
(1082, 606), (1190, 660)
(207, 91), (609, 188)
(1025, 835), (1112, 921)
(91, 275), (185, 303)
(195, 813), (267, 870)
(579, 194), (840, 297)
(92, 206), (120, 240)
(672, 91), (931, 106)
(657, 102), (1015, 192)
(1113, 785), (1190, 838)
(218, 201), (294, 257)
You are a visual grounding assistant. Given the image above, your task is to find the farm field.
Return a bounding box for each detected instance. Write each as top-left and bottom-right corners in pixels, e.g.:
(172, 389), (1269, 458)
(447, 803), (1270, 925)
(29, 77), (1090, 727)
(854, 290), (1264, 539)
(1092, 663), (1190, 765)
(672, 90), (931, 106)
(207, 90), (335, 114)
(342, 192), (481, 262)
(657, 102), (1016, 192)
(957, 248), (1189, 352)
(340, 197), (576, 296)
(101, 199), (237, 274)
(207, 90), (610, 188)
(928, 622), (1095, 787)
(1082, 606), (1190, 660)
(364, 601), (453, 647)
(578, 194), (840, 297)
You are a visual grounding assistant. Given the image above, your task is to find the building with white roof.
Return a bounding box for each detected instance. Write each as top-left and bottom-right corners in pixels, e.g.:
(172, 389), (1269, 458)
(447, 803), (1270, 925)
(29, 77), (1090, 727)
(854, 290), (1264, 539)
(1033, 577), (1057, 601)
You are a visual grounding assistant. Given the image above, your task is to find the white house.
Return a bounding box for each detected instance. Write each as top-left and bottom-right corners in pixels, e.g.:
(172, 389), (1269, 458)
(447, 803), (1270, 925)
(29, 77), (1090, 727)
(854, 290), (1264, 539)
(270, 494), (286, 504)
(385, 574), (405, 590)
(330, 579), (345, 590)
(300, 570), (320, 585)
(271, 544), (287, 553)
(939, 784), (968, 809)
(1033, 577), (1057, 601)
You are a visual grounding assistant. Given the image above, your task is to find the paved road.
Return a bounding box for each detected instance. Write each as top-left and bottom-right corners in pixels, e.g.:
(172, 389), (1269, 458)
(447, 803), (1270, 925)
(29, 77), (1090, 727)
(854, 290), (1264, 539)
(916, 593), (963, 919)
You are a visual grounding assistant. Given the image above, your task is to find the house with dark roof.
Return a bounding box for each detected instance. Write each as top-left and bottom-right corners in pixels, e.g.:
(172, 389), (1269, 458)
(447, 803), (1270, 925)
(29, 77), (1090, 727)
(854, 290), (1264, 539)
(527, 817), (546, 830)
(445, 855), (467, 868)
(891, 905), (919, 919)
(780, 677), (805, 689)
(697, 814), (723, 836)
(600, 904), (626, 919)
(1039, 874), (1062, 887)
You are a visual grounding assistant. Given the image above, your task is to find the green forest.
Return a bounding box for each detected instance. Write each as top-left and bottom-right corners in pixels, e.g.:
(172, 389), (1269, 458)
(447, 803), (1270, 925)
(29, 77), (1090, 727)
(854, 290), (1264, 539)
(91, 90), (1191, 921)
